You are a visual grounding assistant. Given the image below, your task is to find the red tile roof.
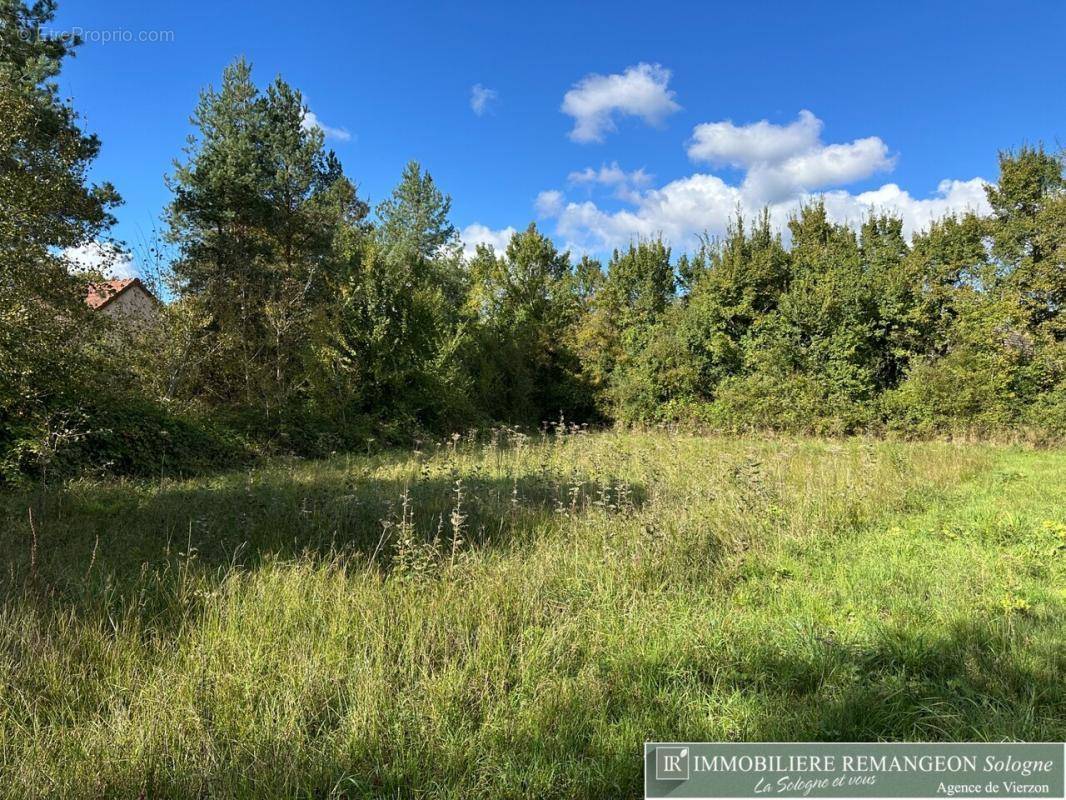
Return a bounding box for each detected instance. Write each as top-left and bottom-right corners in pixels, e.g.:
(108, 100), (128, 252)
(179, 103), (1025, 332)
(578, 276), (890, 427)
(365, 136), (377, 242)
(85, 278), (143, 310)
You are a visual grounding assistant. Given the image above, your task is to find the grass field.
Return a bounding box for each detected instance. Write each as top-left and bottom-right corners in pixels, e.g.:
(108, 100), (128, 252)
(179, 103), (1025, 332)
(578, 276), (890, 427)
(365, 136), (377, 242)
(1, 431), (1063, 798)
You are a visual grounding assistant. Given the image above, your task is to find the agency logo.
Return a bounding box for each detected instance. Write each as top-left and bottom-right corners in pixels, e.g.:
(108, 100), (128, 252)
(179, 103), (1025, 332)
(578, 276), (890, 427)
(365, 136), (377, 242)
(646, 743), (1066, 799)
(655, 746), (690, 781)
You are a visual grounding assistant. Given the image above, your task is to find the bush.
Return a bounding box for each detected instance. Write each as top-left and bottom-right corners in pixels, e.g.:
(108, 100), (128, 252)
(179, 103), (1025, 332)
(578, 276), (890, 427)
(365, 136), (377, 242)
(1023, 383), (1066, 437)
(63, 399), (251, 479)
(884, 349), (1023, 436)
(707, 372), (872, 435)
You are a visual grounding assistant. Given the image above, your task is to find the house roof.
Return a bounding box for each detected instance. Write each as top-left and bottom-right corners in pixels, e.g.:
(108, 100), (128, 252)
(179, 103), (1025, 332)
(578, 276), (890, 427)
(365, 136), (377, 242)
(85, 278), (156, 311)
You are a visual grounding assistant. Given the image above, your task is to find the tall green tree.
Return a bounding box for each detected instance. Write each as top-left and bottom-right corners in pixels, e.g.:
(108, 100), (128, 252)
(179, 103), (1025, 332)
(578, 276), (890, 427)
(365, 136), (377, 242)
(167, 60), (364, 420)
(466, 224), (590, 422)
(882, 149), (1063, 435)
(167, 59), (271, 407)
(985, 146), (1064, 335)
(320, 163), (472, 434)
(593, 239), (675, 418)
(376, 161), (458, 268)
(860, 214), (910, 387)
(610, 215), (793, 423)
(777, 203), (880, 403)
(0, 0), (121, 479)
(676, 213), (789, 403)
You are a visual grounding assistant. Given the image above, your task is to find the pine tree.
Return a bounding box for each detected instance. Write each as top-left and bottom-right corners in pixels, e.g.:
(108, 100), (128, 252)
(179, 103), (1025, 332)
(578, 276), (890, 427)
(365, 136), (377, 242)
(167, 60), (364, 417)
(376, 161), (458, 267)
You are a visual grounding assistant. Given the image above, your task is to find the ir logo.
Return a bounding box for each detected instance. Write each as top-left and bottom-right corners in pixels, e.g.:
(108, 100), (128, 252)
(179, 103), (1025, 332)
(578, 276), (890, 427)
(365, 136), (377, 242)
(655, 746), (690, 781)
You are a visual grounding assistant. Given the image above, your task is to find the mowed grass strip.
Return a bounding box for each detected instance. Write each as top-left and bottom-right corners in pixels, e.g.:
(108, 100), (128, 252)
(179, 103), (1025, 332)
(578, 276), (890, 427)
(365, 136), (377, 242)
(0, 433), (1062, 798)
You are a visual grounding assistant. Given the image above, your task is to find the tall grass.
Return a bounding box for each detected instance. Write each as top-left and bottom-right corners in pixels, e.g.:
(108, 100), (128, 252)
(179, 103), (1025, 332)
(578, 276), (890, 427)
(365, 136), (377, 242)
(0, 431), (1062, 798)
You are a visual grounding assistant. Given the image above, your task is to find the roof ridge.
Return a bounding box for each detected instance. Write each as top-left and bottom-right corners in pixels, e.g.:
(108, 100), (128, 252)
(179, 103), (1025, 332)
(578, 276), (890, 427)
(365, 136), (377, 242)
(85, 277), (144, 310)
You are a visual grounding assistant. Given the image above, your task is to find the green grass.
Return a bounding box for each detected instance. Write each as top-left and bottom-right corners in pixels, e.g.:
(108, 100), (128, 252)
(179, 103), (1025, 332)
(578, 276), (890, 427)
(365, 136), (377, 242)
(1, 431), (1063, 798)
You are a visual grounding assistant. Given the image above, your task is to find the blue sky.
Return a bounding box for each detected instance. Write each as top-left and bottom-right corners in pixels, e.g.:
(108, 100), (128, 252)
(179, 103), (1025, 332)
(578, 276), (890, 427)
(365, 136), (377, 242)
(53, 0), (1066, 272)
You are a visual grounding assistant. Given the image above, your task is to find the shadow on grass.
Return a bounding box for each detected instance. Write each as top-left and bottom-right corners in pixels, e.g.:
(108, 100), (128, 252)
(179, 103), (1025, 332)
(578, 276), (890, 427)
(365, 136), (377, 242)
(719, 616), (1066, 741)
(0, 463), (646, 621)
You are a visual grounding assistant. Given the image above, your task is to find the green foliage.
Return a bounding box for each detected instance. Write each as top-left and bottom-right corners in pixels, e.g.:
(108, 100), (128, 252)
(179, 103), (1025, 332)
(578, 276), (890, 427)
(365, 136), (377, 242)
(0, 0), (123, 483)
(879, 148), (1065, 437)
(631, 217), (790, 420)
(318, 235), (477, 436)
(166, 59), (366, 417)
(69, 398), (250, 477)
(884, 293), (1035, 434)
(465, 224), (594, 424)
(376, 160), (459, 266)
(1023, 380), (1066, 436)
(315, 161), (476, 435)
(604, 165), (1064, 437)
(708, 371), (868, 434)
(986, 145), (1065, 334)
(575, 239), (676, 418)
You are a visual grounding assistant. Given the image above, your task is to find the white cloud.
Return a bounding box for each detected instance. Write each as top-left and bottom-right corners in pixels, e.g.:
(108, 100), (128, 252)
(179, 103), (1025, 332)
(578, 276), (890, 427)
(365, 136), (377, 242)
(541, 173), (990, 254)
(567, 161), (653, 203)
(688, 110), (893, 203)
(460, 223), (516, 260)
(535, 190), (565, 218)
(819, 179), (991, 238)
(534, 109), (985, 253)
(301, 110), (352, 142)
(547, 173), (739, 253)
(63, 242), (137, 279)
(561, 63), (680, 143)
(540, 184), (990, 258)
(743, 137), (894, 203)
(470, 84), (498, 116)
(688, 109), (822, 167)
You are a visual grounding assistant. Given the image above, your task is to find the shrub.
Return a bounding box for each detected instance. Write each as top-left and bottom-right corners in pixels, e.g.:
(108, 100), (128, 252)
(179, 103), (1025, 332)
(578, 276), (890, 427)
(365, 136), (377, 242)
(707, 372), (872, 435)
(884, 349), (1023, 436)
(1023, 382), (1066, 437)
(61, 399), (250, 479)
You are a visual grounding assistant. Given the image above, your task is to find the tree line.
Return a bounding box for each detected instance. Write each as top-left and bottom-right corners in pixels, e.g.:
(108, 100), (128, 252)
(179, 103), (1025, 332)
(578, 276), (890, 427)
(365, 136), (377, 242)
(1, 1), (1063, 482)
